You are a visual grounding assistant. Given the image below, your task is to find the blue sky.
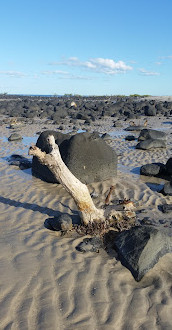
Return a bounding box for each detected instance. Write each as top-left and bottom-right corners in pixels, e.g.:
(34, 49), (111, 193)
(0, 0), (172, 95)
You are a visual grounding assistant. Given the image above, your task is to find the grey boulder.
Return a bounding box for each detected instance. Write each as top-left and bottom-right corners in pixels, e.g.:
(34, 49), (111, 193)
(136, 139), (166, 150)
(161, 203), (172, 213)
(32, 130), (118, 184)
(8, 133), (22, 141)
(125, 125), (144, 131)
(46, 214), (73, 231)
(144, 105), (156, 116)
(140, 163), (164, 176)
(76, 237), (103, 253)
(162, 181), (172, 196)
(166, 158), (172, 175)
(138, 129), (166, 141)
(113, 226), (172, 281)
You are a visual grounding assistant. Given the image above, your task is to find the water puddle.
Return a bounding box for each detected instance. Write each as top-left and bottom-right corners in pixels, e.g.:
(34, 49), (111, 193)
(109, 130), (129, 137)
(0, 136), (37, 145)
(118, 164), (168, 191)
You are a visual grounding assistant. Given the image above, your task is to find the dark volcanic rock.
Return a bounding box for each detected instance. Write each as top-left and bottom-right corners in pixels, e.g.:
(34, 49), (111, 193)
(136, 139), (166, 150)
(125, 125), (144, 131)
(161, 203), (172, 213)
(140, 163), (162, 176)
(125, 135), (136, 141)
(8, 133), (22, 141)
(47, 214), (73, 231)
(101, 133), (112, 141)
(138, 129), (166, 141)
(32, 131), (118, 184)
(113, 226), (172, 281)
(8, 154), (32, 169)
(76, 237), (103, 253)
(166, 158), (172, 175)
(162, 181), (172, 196)
(57, 214), (73, 231)
(144, 105), (157, 116)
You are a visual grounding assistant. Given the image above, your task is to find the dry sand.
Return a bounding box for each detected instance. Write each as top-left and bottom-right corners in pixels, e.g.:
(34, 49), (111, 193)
(0, 113), (172, 330)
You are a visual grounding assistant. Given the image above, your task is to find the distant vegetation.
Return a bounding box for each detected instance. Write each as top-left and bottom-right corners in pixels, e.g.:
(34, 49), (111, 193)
(129, 94), (151, 97)
(0, 92), (8, 95)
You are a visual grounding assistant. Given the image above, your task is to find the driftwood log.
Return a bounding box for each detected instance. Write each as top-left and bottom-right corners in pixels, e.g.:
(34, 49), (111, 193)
(29, 135), (135, 226)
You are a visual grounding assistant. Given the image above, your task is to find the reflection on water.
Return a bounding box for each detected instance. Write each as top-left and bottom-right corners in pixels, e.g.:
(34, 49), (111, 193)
(109, 130), (129, 137)
(118, 164), (168, 192)
(76, 129), (86, 134)
(0, 132), (170, 194)
(0, 136), (38, 160)
(0, 136), (37, 145)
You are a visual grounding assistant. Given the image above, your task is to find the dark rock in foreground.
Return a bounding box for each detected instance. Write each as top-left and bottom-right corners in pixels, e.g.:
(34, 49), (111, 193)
(113, 226), (172, 281)
(32, 130), (118, 184)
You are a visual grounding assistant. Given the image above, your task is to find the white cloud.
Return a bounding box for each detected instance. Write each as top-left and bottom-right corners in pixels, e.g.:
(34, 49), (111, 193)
(138, 68), (160, 76)
(90, 58), (132, 73)
(49, 57), (133, 74)
(0, 71), (26, 77)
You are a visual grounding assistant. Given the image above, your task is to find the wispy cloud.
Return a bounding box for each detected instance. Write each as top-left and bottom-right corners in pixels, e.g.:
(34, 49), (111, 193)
(42, 70), (69, 76)
(49, 57), (133, 74)
(41, 70), (93, 80)
(160, 55), (172, 60)
(138, 68), (160, 76)
(0, 71), (26, 77)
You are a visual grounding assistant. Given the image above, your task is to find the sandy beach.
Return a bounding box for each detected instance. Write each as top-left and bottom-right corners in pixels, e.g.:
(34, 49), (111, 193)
(0, 98), (172, 330)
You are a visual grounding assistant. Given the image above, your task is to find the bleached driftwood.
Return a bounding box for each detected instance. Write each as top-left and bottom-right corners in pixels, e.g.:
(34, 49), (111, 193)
(29, 135), (135, 226)
(29, 135), (105, 225)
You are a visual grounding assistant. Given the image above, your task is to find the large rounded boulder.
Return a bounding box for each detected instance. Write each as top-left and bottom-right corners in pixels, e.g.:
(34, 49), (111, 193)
(32, 130), (118, 184)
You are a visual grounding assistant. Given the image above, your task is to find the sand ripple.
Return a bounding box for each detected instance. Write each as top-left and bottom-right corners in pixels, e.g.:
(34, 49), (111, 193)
(0, 118), (172, 329)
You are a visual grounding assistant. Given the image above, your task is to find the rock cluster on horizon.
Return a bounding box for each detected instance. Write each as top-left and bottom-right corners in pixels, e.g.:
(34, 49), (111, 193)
(0, 95), (172, 121)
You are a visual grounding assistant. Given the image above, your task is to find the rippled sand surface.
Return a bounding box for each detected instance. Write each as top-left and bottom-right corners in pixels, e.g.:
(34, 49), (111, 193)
(0, 116), (172, 330)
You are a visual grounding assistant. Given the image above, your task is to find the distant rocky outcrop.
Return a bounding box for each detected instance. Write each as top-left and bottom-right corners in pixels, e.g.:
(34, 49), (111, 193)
(1, 95), (172, 120)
